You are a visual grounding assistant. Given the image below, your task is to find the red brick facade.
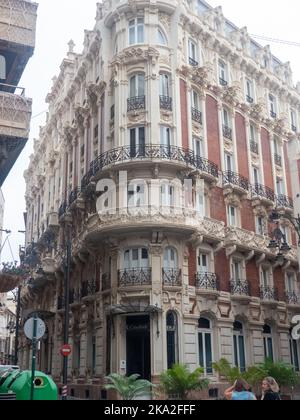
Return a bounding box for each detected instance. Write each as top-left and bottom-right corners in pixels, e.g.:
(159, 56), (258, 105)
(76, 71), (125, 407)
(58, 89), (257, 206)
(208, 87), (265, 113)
(241, 199), (255, 232)
(206, 95), (221, 168)
(210, 187), (226, 224)
(261, 128), (274, 190)
(246, 261), (260, 298)
(235, 113), (249, 179)
(215, 250), (230, 292)
(188, 246), (196, 286)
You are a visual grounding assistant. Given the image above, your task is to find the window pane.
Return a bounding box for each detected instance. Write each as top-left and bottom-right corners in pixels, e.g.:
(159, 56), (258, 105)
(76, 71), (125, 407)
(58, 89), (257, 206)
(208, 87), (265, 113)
(293, 340), (299, 371)
(205, 333), (213, 374)
(137, 24), (144, 43)
(198, 333), (204, 368)
(233, 335), (238, 367)
(141, 248), (148, 260)
(130, 76), (136, 97)
(267, 338), (274, 361)
(167, 331), (176, 369)
(129, 26), (135, 45)
(132, 249), (138, 260)
(263, 337), (267, 359)
(238, 335), (246, 372)
(138, 74), (145, 96)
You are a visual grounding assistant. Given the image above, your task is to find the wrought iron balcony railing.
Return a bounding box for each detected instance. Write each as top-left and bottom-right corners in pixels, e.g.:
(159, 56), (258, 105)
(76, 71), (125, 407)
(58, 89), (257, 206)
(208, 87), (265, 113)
(230, 279), (250, 296)
(250, 141), (259, 154)
(160, 96), (173, 111)
(189, 57), (198, 67)
(291, 125), (297, 133)
(246, 95), (254, 104)
(260, 286), (278, 302)
(270, 111), (277, 119)
(81, 279), (98, 298)
(195, 272), (218, 291)
(286, 291), (300, 305)
(219, 77), (228, 86)
(68, 187), (81, 206)
(127, 95), (146, 112)
(223, 171), (249, 191)
(162, 269), (182, 286)
(251, 183), (275, 202)
(223, 125), (232, 140)
(276, 194), (294, 209)
(118, 268), (152, 287)
(102, 273), (111, 291)
(87, 145), (219, 182)
(274, 153), (282, 167)
(191, 108), (203, 124)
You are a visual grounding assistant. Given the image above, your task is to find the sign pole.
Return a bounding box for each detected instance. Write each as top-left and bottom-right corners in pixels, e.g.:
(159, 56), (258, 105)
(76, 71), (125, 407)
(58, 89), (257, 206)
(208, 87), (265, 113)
(30, 314), (38, 401)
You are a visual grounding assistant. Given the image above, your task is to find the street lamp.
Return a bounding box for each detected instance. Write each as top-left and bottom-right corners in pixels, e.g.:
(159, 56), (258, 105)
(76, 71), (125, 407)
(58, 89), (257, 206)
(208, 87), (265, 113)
(268, 216), (292, 266)
(269, 210), (300, 246)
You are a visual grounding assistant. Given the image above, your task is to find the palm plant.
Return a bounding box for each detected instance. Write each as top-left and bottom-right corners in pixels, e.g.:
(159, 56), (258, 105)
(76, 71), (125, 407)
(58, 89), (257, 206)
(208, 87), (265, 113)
(212, 358), (242, 383)
(160, 364), (209, 400)
(105, 373), (154, 400)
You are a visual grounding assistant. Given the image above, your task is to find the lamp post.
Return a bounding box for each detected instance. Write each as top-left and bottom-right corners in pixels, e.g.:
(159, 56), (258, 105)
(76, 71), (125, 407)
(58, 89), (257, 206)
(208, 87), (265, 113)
(267, 218), (292, 265)
(269, 210), (300, 246)
(62, 226), (71, 401)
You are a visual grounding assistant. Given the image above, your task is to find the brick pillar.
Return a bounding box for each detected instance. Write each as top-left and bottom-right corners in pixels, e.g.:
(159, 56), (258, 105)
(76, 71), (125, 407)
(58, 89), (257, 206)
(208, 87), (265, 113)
(206, 95), (221, 168)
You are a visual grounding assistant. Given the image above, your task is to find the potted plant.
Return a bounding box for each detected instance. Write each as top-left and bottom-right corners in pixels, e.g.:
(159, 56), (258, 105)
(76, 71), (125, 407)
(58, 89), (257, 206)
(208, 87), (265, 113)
(160, 364), (209, 400)
(105, 373), (155, 400)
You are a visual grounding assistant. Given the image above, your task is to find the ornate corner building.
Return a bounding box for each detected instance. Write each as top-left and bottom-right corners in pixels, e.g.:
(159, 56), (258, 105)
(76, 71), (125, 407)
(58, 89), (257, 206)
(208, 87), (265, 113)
(20, 0), (300, 399)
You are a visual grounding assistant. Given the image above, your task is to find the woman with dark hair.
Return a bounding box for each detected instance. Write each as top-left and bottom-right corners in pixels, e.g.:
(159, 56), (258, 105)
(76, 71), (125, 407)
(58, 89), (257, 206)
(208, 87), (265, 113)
(261, 377), (281, 400)
(224, 379), (256, 400)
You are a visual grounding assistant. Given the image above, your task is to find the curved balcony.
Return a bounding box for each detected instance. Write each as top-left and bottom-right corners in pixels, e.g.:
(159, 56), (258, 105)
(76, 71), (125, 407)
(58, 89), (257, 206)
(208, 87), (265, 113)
(276, 194), (293, 211)
(223, 171), (249, 194)
(260, 286), (278, 305)
(162, 269), (182, 287)
(195, 272), (219, 297)
(251, 183), (275, 205)
(286, 291), (300, 307)
(118, 268), (152, 287)
(231, 279), (251, 303)
(85, 145), (219, 184)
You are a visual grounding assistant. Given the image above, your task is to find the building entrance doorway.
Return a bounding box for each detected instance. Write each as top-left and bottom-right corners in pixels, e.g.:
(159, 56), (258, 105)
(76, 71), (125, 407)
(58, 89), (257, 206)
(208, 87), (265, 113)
(126, 315), (151, 380)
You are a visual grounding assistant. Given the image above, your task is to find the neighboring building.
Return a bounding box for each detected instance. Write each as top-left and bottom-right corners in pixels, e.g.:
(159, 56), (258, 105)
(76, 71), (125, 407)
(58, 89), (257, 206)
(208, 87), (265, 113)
(21, 0), (300, 399)
(0, 294), (16, 364)
(0, 0), (38, 186)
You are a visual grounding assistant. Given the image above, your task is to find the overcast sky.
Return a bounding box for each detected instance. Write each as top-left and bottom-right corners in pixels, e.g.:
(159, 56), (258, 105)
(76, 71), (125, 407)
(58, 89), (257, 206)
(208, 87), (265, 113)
(1, 0), (300, 263)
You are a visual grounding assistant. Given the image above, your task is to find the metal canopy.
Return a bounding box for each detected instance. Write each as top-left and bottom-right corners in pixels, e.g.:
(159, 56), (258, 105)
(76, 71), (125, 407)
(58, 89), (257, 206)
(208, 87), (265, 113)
(106, 303), (162, 316)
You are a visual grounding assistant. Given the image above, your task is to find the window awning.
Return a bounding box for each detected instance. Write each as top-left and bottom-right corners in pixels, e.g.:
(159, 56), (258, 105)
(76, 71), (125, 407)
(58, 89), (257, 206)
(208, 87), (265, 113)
(106, 303), (162, 316)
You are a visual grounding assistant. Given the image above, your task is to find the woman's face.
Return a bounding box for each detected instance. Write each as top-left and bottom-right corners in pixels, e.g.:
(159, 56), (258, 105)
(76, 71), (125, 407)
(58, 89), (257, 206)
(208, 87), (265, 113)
(262, 380), (269, 391)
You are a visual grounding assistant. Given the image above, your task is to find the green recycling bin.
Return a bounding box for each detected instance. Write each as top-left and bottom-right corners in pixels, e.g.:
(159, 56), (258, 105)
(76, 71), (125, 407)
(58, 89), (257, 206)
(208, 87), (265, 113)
(0, 370), (57, 400)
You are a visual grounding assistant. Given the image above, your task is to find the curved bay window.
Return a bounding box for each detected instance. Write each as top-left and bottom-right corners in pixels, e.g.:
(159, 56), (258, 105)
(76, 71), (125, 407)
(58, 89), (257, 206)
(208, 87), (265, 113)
(128, 74), (145, 112)
(119, 248), (151, 286)
(129, 18), (144, 45)
(263, 324), (274, 361)
(198, 318), (213, 375)
(166, 311), (178, 369)
(233, 321), (246, 372)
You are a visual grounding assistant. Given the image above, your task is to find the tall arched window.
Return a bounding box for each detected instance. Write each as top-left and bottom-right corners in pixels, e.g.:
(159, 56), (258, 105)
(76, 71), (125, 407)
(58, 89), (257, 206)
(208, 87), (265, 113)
(198, 318), (213, 375)
(166, 311), (178, 369)
(290, 328), (300, 372)
(158, 28), (167, 45)
(233, 321), (246, 372)
(129, 74), (145, 98)
(263, 324), (274, 361)
(129, 18), (144, 45)
(0, 55), (6, 80)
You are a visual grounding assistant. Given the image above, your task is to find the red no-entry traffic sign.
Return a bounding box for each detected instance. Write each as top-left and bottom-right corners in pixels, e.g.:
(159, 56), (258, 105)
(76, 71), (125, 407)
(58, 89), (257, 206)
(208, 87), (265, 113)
(60, 344), (72, 357)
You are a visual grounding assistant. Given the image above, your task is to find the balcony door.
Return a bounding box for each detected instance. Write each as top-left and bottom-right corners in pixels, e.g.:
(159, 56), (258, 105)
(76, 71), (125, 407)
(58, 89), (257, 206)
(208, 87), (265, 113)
(198, 253), (209, 273)
(130, 127), (145, 157)
(124, 248), (149, 270)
